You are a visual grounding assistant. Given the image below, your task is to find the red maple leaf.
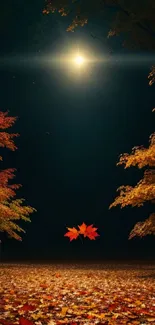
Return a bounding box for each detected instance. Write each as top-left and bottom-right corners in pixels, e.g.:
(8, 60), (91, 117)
(0, 320), (15, 325)
(64, 227), (79, 241)
(19, 317), (34, 325)
(19, 304), (36, 312)
(78, 223), (99, 240)
(64, 222), (99, 241)
(77, 222), (87, 235)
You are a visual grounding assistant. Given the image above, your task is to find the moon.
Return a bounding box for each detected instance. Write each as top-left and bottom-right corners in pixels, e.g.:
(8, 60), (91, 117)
(74, 55), (84, 65)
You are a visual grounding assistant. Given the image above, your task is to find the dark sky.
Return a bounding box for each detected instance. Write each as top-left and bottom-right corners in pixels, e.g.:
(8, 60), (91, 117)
(0, 1), (154, 262)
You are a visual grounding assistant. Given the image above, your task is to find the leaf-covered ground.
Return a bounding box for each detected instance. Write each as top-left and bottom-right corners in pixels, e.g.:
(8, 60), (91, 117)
(0, 263), (155, 325)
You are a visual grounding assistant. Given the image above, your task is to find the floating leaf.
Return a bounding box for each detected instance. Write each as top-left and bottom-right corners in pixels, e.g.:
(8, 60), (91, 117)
(64, 222), (99, 241)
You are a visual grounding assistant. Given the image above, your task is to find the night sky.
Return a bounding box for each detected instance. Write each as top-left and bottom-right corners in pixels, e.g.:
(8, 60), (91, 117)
(0, 1), (154, 262)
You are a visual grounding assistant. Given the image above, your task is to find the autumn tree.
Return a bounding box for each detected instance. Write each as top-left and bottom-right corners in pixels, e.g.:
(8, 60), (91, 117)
(43, 1), (155, 239)
(0, 111), (36, 240)
(109, 116), (155, 239)
(43, 0), (155, 84)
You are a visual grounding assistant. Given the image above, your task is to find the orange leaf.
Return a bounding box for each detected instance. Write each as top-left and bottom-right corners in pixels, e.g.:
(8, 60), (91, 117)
(78, 222), (87, 235)
(79, 223), (99, 240)
(64, 227), (79, 241)
(40, 283), (48, 288)
(20, 304), (36, 312)
(42, 295), (53, 300)
(19, 317), (34, 325)
(64, 222), (99, 241)
(0, 320), (14, 325)
(55, 272), (61, 277)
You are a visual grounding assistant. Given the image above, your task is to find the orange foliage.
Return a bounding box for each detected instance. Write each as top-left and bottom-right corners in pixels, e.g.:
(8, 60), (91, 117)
(109, 169), (155, 209)
(64, 222), (99, 241)
(64, 226), (79, 241)
(0, 111), (17, 129)
(43, 0), (89, 31)
(0, 111), (36, 240)
(0, 169), (20, 202)
(148, 66), (155, 86)
(117, 133), (155, 169)
(0, 112), (19, 160)
(43, 1), (155, 83)
(110, 113), (155, 238)
(66, 17), (88, 32)
(129, 213), (155, 239)
(78, 222), (100, 240)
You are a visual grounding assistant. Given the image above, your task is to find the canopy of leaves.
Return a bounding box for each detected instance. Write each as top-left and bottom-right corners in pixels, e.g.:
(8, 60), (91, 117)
(43, 0), (155, 84)
(110, 169), (155, 209)
(110, 132), (155, 209)
(148, 66), (155, 86)
(0, 111), (19, 160)
(0, 111), (36, 240)
(129, 213), (155, 239)
(110, 124), (155, 238)
(43, 0), (155, 49)
(117, 133), (155, 169)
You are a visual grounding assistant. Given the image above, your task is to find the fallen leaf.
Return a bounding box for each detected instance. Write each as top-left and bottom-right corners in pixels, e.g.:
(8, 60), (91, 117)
(19, 317), (34, 325)
(20, 304), (36, 312)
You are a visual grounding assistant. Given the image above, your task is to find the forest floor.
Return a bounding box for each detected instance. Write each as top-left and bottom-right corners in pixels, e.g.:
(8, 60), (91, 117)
(0, 262), (155, 325)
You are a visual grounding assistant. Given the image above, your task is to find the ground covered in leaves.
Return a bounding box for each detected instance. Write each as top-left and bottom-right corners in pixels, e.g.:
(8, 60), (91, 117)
(0, 262), (155, 325)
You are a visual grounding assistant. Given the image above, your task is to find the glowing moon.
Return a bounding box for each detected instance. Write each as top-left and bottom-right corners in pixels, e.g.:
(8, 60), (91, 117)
(74, 55), (84, 65)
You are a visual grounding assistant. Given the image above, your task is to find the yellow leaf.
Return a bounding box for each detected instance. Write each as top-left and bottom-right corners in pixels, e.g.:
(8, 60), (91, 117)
(60, 307), (68, 316)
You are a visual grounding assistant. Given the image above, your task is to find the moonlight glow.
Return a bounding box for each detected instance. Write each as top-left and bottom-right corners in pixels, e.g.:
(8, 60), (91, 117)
(74, 55), (84, 65)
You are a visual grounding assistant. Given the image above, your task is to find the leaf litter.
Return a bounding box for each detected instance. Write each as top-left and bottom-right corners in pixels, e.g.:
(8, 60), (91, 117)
(0, 263), (155, 325)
